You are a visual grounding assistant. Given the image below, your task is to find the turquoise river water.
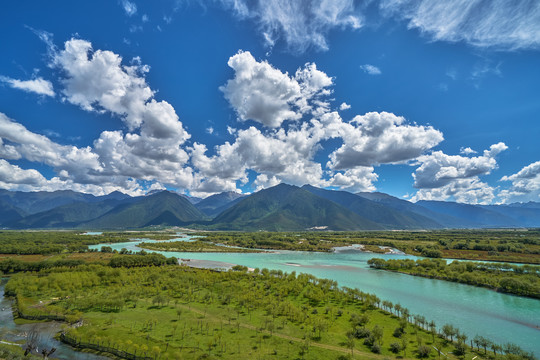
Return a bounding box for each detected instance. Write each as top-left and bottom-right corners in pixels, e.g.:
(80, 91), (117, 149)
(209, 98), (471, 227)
(88, 235), (540, 356)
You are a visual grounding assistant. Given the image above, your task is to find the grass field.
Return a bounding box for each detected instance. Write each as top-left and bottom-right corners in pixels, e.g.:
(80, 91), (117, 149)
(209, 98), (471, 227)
(5, 264), (532, 360)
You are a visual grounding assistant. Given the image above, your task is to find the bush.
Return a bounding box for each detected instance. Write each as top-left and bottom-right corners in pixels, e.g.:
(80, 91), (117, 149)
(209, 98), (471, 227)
(393, 326), (405, 338)
(454, 341), (467, 356)
(363, 336), (375, 346)
(353, 327), (372, 339)
(371, 343), (381, 354)
(421, 248), (442, 258)
(418, 345), (431, 358)
(389, 342), (402, 353)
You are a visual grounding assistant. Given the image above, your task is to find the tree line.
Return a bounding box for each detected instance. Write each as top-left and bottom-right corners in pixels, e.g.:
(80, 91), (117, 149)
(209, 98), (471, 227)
(368, 258), (540, 298)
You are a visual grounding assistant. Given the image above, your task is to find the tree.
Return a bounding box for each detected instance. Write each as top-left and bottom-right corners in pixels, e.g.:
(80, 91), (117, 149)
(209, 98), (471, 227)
(429, 320), (437, 342)
(151, 345), (161, 359)
(152, 294), (168, 307)
(490, 342), (502, 355)
(350, 313), (369, 328)
(101, 246), (113, 253)
(442, 324), (457, 342)
(474, 335), (490, 354)
(418, 345), (431, 358)
(454, 341), (467, 357)
(393, 326), (405, 338)
(346, 333), (355, 358)
(371, 325), (383, 345)
(401, 337), (408, 357)
(389, 342), (402, 354)
(382, 300), (393, 313)
(394, 303), (402, 317)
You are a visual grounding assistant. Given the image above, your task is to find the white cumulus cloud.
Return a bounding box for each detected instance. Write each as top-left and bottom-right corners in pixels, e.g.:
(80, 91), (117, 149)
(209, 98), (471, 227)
(413, 178), (496, 204)
(460, 146), (477, 155)
(326, 112), (444, 169)
(500, 160), (540, 203)
(339, 102), (351, 110)
(52, 39), (155, 130)
(0, 38), (196, 195)
(411, 143), (507, 203)
(220, 51), (333, 128)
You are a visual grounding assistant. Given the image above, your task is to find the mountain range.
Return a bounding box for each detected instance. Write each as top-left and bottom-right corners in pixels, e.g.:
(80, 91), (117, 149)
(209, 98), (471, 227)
(0, 184), (539, 230)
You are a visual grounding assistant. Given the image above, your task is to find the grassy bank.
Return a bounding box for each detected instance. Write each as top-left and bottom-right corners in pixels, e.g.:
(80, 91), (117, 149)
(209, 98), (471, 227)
(368, 258), (540, 299)
(138, 240), (261, 253)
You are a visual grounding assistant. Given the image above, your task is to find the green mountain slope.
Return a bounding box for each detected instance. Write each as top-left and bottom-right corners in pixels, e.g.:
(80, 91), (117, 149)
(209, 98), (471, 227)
(8, 199), (128, 229)
(0, 198), (26, 226)
(81, 191), (207, 229)
(210, 184), (383, 231)
(0, 189), (98, 215)
(303, 185), (442, 229)
(417, 200), (520, 228)
(356, 192), (468, 228)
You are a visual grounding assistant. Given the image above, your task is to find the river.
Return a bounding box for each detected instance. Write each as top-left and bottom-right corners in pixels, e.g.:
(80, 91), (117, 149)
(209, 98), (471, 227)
(89, 236), (540, 356)
(2, 235), (537, 358)
(0, 278), (109, 360)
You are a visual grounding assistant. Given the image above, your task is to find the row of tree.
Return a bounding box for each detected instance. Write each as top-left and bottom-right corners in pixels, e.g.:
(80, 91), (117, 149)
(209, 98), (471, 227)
(368, 258), (540, 298)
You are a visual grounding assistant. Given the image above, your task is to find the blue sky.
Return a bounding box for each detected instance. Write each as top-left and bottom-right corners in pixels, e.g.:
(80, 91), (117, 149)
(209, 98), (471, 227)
(0, 0), (539, 204)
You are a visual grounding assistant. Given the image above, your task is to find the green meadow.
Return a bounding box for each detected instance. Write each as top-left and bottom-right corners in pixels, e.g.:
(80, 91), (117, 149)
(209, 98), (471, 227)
(4, 262), (533, 360)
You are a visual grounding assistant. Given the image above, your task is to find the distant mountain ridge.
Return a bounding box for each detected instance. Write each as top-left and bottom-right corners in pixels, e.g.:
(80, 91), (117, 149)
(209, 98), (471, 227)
(82, 191), (206, 229)
(195, 191), (246, 217)
(303, 185), (442, 229)
(209, 184), (383, 231)
(0, 185), (539, 230)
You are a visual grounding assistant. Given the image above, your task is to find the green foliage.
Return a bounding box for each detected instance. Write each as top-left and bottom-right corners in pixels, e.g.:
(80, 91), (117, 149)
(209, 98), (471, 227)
(0, 258), (85, 273)
(0, 230), (174, 255)
(418, 344), (432, 358)
(4, 261), (533, 360)
(0, 344), (41, 360)
(0, 264), (456, 359)
(368, 258), (539, 298)
(139, 240), (260, 253)
(108, 253), (177, 267)
(455, 341), (467, 356)
(188, 229), (540, 263)
(389, 341), (402, 353)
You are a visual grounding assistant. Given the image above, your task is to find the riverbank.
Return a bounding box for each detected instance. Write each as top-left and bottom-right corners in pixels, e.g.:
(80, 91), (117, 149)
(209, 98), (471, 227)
(189, 230), (540, 264)
(138, 239), (263, 253)
(85, 235), (540, 356)
(0, 278), (109, 360)
(7, 264), (529, 360)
